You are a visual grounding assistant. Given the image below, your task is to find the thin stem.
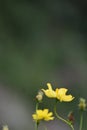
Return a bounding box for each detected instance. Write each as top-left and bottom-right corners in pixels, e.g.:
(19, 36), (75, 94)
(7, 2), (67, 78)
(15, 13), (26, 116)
(79, 111), (83, 130)
(54, 101), (74, 130)
(35, 122), (38, 130)
(35, 102), (39, 130)
(36, 102), (39, 111)
(44, 125), (48, 130)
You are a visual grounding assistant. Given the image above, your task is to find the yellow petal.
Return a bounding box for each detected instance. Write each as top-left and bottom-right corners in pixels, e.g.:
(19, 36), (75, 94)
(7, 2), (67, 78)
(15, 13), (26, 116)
(32, 109), (54, 121)
(56, 88), (74, 102)
(61, 95), (74, 102)
(42, 83), (56, 98)
(44, 116), (54, 121)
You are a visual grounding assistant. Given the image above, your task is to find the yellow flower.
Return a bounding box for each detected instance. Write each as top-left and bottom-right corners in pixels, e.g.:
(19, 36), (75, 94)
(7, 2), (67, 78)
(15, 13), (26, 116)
(56, 88), (74, 102)
(32, 109), (54, 122)
(42, 83), (74, 102)
(42, 83), (56, 98)
(2, 125), (9, 130)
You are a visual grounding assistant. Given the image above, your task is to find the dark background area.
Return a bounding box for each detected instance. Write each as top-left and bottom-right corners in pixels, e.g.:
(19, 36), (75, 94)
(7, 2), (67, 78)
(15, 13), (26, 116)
(0, 0), (87, 130)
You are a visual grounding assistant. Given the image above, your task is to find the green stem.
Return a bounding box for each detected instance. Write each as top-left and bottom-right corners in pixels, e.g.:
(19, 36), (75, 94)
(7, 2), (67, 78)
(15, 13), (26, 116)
(35, 102), (39, 130)
(54, 101), (74, 130)
(79, 111), (83, 130)
(44, 126), (47, 130)
(35, 122), (38, 130)
(36, 102), (39, 111)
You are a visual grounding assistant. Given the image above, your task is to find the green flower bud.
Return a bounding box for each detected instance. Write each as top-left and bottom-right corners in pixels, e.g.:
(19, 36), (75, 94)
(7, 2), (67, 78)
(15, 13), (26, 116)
(78, 98), (87, 111)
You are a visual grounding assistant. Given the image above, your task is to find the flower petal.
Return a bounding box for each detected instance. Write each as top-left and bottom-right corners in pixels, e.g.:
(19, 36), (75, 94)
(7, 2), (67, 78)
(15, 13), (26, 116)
(42, 83), (56, 98)
(56, 88), (74, 102)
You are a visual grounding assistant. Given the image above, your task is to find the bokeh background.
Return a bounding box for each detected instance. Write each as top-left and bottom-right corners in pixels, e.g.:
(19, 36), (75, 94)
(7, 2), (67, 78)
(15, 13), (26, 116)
(0, 0), (87, 130)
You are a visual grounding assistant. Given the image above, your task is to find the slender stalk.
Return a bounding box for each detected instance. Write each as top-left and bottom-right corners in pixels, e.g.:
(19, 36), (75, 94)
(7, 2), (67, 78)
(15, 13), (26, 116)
(35, 102), (39, 130)
(35, 122), (38, 130)
(79, 111), (83, 130)
(54, 101), (74, 130)
(36, 102), (39, 111)
(44, 126), (47, 130)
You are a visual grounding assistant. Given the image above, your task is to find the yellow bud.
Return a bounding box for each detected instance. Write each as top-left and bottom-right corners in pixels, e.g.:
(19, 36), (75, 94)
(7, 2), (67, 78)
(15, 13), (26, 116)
(36, 90), (43, 102)
(2, 125), (9, 130)
(78, 98), (87, 111)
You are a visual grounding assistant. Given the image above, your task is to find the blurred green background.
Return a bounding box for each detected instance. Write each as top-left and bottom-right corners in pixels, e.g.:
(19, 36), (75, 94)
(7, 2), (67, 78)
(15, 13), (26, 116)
(0, 0), (87, 130)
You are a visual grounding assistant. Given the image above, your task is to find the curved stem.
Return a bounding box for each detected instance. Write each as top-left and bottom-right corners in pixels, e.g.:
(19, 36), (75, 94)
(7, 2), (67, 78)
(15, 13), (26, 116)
(54, 101), (74, 130)
(79, 111), (83, 130)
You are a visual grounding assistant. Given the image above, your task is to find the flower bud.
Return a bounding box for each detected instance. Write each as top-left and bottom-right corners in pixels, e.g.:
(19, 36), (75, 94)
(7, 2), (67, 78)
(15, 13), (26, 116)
(36, 90), (43, 102)
(68, 111), (74, 124)
(2, 125), (9, 130)
(78, 98), (87, 111)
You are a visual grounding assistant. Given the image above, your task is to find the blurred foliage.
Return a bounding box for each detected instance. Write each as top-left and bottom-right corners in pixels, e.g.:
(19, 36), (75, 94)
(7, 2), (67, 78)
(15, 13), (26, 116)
(0, 0), (87, 100)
